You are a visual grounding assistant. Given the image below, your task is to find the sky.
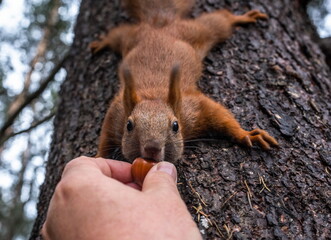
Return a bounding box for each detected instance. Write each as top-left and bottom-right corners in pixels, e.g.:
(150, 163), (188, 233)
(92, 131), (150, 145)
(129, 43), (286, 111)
(0, 0), (26, 93)
(309, 0), (331, 37)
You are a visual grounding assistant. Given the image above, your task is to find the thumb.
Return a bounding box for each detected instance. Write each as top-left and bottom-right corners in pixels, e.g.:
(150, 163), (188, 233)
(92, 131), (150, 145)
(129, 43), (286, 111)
(142, 162), (179, 195)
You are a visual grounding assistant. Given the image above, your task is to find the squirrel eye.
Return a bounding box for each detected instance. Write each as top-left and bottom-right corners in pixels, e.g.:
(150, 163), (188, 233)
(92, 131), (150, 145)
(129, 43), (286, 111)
(127, 120), (134, 131)
(172, 121), (179, 133)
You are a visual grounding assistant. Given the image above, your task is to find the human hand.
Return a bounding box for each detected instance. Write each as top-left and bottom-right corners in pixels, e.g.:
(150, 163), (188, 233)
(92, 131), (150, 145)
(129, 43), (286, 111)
(42, 156), (202, 240)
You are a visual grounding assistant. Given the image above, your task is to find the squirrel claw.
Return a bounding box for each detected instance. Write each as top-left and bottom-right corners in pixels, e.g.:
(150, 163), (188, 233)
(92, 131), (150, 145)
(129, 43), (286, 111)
(89, 40), (105, 54)
(89, 34), (108, 54)
(243, 10), (268, 23)
(243, 135), (253, 148)
(241, 129), (278, 150)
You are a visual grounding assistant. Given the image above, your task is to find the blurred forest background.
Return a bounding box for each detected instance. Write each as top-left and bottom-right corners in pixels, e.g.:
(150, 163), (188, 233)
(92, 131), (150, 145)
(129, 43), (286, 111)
(0, 0), (330, 239)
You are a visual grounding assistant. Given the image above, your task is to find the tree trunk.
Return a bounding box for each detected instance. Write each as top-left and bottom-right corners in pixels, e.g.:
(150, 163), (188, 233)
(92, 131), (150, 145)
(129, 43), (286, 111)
(30, 0), (331, 239)
(319, 37), (331, 68)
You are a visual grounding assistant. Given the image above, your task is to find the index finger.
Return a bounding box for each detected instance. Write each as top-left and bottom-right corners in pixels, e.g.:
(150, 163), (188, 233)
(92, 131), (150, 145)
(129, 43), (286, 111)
(62, 156), (134, 183)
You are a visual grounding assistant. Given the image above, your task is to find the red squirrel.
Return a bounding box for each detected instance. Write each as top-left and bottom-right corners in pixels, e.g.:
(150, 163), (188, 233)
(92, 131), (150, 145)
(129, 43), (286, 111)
(90, 0), (278, 162)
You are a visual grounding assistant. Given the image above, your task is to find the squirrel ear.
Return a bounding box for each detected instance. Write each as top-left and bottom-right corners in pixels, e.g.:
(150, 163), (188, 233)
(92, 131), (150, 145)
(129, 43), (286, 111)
(122, 65), (140, 116)
(168, 64), (182, 117)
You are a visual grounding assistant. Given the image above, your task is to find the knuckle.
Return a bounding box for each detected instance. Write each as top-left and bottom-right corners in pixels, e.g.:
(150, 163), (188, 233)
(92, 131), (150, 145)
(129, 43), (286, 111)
(65, 156), (89, 169)
(63, 159), (79, 171)
(56, 174), (87, 200)
(55, 178), (76, 200)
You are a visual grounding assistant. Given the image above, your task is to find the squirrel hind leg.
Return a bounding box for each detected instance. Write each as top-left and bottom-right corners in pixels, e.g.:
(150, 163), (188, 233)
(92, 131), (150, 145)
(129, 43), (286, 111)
(89, 34), (109, 54)
(232, 10), (268, 25)
(90, 25), (137, 55)
(174, 0), (195, 18)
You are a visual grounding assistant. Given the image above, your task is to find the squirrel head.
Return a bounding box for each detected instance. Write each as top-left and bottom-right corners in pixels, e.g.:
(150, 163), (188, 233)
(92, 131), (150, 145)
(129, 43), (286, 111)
(120, 65), (183, 162)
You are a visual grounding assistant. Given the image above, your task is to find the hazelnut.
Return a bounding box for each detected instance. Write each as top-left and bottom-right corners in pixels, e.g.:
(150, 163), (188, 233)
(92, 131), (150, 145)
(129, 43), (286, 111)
(131, 158), (157, 187)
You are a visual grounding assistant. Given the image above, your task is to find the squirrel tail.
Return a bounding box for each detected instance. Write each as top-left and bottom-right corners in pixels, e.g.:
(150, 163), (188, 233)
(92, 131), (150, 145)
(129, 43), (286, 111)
(122, 0), (194, 25)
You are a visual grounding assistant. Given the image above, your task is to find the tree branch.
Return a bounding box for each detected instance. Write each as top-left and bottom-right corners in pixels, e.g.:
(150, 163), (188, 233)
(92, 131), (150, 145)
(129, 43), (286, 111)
(0, 54), (68, 138)
(7, 0), (61, 116)
(0, 110), (56, 146)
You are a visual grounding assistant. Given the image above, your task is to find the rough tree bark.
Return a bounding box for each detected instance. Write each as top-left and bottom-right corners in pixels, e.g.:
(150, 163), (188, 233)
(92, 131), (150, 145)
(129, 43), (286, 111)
(319, 37), (331, 68)
(30, 0), (331, 239)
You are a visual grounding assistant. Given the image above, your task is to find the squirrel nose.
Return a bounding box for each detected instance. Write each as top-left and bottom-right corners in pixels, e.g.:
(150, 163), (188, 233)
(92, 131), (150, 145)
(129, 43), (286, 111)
(143, 140), (162, 160)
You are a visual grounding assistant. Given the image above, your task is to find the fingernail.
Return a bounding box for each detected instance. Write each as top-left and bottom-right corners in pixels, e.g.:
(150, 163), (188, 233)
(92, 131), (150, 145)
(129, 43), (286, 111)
(156, 162), (177, 182)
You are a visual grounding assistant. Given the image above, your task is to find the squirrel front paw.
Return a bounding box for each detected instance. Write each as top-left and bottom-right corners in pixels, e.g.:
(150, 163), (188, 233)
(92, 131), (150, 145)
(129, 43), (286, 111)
(240, 129), (278, 150)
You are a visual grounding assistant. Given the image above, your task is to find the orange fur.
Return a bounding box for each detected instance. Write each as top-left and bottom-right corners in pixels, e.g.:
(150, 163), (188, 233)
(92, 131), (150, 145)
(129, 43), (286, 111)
(91, 1), (277, 161)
